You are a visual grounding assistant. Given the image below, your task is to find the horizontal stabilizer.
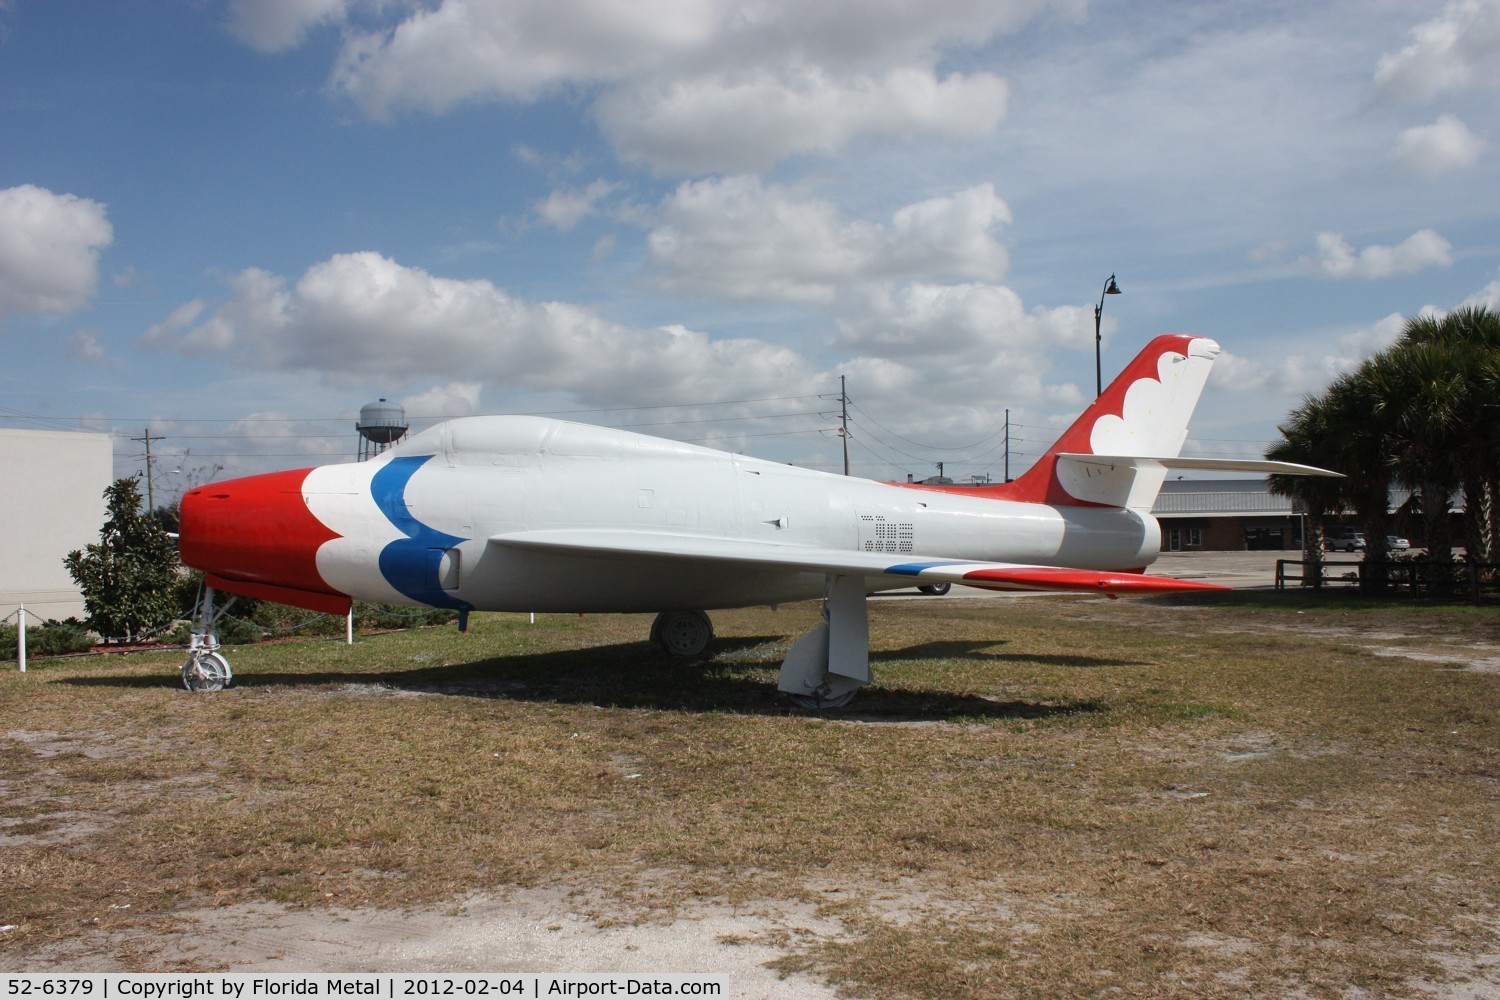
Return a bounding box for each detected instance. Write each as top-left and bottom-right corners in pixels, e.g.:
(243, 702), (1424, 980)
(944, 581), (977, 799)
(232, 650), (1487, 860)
(1053, 453), (1342, 509)
(1060, 454), (1342, 477)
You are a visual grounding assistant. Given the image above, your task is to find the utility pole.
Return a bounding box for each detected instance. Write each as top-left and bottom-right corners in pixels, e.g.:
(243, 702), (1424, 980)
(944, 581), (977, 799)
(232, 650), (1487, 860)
(1004, 408), (1010, 482)
(132, 429), (165, 510)
(840, 375), (850, 476)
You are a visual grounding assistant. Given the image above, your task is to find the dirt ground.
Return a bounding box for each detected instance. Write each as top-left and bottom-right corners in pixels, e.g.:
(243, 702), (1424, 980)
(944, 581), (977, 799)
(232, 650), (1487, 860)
(4, 556), (1497, 996)
(14, 888), (843, 997)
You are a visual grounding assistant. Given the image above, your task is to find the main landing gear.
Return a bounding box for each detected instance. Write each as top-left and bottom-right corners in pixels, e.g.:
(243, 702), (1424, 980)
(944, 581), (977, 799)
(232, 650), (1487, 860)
(182, 585), (236, 692)
(650, 610), (715, 657)
(651, 575), (874, 709)
(777, 574), (870, 709)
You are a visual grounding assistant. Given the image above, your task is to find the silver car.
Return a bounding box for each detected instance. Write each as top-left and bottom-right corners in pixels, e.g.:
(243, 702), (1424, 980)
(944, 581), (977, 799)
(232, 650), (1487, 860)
(1325, 529), (1366, 552)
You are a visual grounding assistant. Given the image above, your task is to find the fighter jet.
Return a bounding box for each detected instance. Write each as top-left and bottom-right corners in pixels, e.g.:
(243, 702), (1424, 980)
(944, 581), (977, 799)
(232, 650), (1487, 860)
(176, 334), (1334, 704)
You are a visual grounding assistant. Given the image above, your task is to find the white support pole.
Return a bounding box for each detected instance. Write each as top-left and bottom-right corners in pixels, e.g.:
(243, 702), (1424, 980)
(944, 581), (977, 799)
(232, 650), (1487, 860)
(346, 608), (355, 645)
(17, 604), (26, 674)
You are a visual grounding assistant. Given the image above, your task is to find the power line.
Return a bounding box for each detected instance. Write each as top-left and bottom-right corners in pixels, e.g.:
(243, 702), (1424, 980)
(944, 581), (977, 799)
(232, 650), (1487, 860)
(846, 400), (1014, 453)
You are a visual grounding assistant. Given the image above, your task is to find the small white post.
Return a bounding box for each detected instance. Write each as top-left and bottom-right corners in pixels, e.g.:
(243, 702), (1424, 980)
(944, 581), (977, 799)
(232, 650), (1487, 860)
(346, 608), (355, 645)
(529, 612), (535, 624)
(17, 604), (26, 673)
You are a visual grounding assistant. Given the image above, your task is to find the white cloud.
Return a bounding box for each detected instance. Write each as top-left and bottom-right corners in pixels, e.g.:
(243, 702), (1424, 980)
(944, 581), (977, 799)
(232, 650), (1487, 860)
(1337, 310), (1413, 357)
(1374, 0), (1500, 102)
(141, 268), (295, 357)
(0, 184), (113, 319)
(67, 330), (111, 365)
(145, 251), (812, 407)
(137, 247), (1108, 469)
(226, 0), (349, 53)
(402, 382), (483, 419)
(139, 299), (207, 351)
(535, 179), (621, 231)
(647, 178), (1012, 303)
(1390, 114), (1485, 174)
(824, 283), (1095, 445)
(832, 283), (1089, 361)
(1205, 350), (1268, 392)
(326, 0), (735, 115)
(1307, 229), (1453, 279)
(245, 0), (1053, 172)
(1462, 269), (1500, 309)
(598, 67), (1009, 174)
(1212, 312), (1426, 399)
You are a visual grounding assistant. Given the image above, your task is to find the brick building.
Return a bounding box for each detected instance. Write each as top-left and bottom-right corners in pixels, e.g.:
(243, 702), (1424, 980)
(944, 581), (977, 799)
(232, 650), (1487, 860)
(1152, 479), (1304, 552)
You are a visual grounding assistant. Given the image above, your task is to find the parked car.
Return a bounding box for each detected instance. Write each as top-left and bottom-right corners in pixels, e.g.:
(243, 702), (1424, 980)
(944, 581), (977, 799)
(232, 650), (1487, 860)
(1325, 528), (1366, 552)
(1387, 535), (1411, 551)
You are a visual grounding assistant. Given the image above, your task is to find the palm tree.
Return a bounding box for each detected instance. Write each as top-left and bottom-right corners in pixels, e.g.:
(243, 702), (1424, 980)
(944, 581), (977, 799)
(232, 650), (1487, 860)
(1269, 305), (1500, 588)
(1397, 306), (1500, 562)
(1321, 367), (1398, 588)
(1357, 340), (1466, 565)
(1267, 395), (1344, 586)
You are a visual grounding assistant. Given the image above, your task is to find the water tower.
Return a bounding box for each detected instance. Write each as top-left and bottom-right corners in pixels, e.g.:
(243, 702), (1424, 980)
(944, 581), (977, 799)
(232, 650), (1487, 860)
(356, 398), (408, 460)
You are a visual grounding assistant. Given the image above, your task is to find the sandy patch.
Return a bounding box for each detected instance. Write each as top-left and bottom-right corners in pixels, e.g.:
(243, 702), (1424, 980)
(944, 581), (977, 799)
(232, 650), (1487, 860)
(16, 888), (845, 998)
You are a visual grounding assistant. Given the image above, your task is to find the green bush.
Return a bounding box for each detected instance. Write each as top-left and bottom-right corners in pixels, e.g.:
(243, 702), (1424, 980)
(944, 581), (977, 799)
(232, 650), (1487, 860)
(64, 478), (180, 643)
(2, 619), (98, 659)
(357, 603), (459, 630)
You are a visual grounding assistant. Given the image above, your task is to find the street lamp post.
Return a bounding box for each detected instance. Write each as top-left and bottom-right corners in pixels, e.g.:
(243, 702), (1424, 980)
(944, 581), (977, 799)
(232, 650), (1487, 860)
(1094, 273), (1122, 398)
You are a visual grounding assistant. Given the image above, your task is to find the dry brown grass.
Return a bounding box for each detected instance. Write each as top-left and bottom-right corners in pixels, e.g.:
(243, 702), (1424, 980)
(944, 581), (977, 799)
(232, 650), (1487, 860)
(1, 592), (1496, 996)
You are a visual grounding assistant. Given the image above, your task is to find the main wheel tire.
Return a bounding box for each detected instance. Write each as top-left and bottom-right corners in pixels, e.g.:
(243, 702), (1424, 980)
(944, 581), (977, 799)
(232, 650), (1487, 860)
(182, 650), (230, 692)
(652, 610), (714, 658)
(917, 582), (952, 596)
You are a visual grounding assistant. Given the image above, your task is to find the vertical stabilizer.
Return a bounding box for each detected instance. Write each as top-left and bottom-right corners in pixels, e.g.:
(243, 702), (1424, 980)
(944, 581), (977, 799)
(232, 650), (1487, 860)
(1008, 334), (1219, 507)
(901, 334), (1220, 509)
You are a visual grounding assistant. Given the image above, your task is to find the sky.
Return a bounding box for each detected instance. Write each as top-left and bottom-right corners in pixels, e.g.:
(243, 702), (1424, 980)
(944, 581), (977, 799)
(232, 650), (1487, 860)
(3, 0), (1500, 499)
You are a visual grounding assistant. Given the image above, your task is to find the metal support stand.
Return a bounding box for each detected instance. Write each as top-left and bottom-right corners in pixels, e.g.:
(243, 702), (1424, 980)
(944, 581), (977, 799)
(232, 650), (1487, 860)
(778, 574), (870, 709)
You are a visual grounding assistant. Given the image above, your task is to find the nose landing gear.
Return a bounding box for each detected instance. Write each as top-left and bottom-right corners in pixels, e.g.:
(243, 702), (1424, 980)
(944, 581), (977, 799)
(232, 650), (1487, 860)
(182, 585), (236, 692)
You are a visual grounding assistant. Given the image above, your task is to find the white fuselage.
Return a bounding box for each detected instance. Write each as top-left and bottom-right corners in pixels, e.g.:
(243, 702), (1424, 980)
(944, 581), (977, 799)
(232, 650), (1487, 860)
(305, 417), (1161, 613)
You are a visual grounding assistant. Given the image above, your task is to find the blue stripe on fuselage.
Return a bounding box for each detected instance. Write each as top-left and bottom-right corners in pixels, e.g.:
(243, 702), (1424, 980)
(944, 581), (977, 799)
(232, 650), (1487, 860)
(371, 456), (473, 611)
(883, 560), (986, 576)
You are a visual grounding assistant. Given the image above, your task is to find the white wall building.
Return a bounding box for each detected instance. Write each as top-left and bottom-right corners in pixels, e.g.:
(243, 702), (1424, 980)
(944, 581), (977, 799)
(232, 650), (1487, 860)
(0, 428), (113, 623)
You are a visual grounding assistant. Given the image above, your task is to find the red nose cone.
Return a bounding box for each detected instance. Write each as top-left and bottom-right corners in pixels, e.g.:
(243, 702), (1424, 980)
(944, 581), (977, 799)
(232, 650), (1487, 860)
(179, 468), (349, 613)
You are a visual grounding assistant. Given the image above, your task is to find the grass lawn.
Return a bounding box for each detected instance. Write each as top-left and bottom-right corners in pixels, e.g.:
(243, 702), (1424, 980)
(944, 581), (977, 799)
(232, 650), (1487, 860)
(2, 592), (1497, 997)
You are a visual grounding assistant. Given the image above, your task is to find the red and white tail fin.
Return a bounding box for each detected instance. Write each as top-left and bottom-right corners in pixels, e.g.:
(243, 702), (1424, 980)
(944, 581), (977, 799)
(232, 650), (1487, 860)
(1005, 333), (1220, 509)
(899, 334), (1337, 509)
(901, 334), (1221, 510)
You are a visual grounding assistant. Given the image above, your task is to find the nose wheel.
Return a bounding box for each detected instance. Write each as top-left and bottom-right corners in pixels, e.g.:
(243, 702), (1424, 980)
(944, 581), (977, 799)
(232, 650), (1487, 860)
(183, 648), (231, 692)
(182, 585), (236, 692)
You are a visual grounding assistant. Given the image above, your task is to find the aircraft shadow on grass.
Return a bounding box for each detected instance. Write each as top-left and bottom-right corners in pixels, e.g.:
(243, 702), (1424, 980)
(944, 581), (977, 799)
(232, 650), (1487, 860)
(61, 634), (1105, 722)
(874, 639), (1148, 670)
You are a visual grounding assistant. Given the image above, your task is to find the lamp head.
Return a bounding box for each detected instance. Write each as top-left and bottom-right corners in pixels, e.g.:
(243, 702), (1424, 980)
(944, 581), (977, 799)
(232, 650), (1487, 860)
(1104, 275), (1122, 295)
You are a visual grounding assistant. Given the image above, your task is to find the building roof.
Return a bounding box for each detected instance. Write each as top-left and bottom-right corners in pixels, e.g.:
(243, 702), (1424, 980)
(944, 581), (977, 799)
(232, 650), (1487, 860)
(1152, 479), (1295, 518)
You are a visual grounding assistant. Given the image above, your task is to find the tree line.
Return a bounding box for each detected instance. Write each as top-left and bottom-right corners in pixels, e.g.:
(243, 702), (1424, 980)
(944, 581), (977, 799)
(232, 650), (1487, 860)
(1269, 305), (1500, 580)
